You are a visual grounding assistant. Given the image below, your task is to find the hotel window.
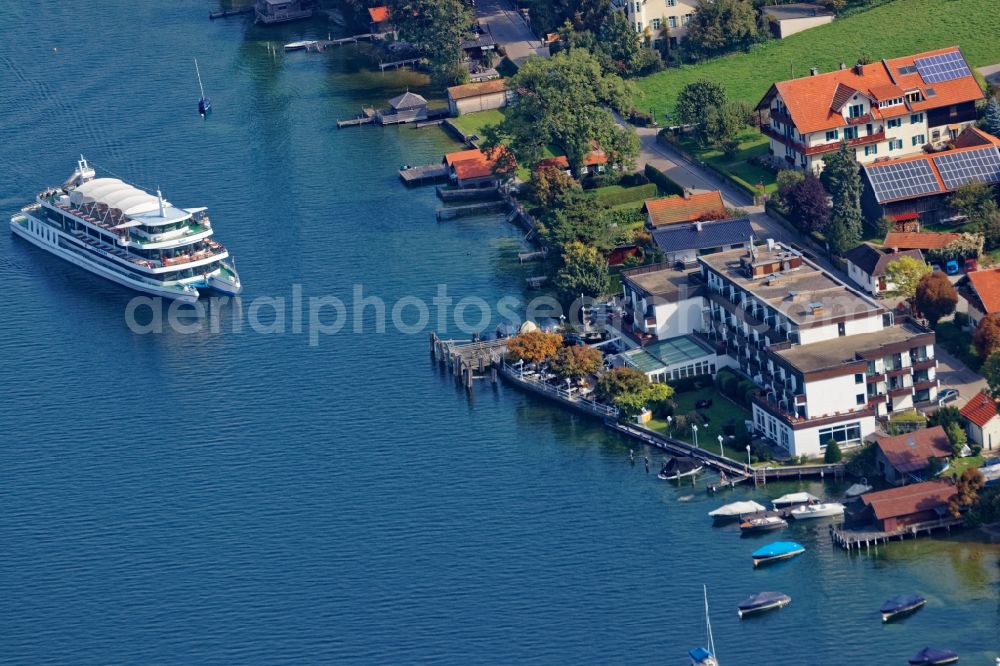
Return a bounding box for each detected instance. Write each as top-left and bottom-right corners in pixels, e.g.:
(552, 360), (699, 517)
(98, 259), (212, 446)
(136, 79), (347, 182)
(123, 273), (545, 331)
(855, 373), (863, 384)
(818, 422), (862, 448)
(912, 134), (925, 146)
(668, 16), (677, 27)
(825, 129), (839, 141)
(910, 112), (924, 124)
(848, 103), (865, 118)
(651, 17), (661, 29)
(856, 394), (866, 405)
(864, 144), (877, 156)
(887, 118), (901, 129)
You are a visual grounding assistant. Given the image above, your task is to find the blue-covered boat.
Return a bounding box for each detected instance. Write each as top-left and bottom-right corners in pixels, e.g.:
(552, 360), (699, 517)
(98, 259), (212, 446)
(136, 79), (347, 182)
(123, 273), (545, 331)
(737, 591), (791, 618)
(751, 541), (805, 567)
(908, 647), (959, 665)
(880, 594), (926, 622)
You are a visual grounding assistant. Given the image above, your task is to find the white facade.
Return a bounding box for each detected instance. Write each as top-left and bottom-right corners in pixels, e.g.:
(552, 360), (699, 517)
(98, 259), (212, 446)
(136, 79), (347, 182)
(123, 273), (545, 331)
(622, 0), (697, 49)
(967, 417), (1000, 453)
(621, 280), (702, 341)
(753, 403), (878, 458)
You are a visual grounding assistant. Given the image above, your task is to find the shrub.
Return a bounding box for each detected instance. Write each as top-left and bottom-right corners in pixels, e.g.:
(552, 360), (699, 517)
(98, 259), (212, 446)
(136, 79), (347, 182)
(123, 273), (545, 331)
(671, 373), (712, 393)
(628, 107), (655, 127)
(644, 162), (685, 196)
(954, 311), (970, 328)
(824, 439), (843, 463)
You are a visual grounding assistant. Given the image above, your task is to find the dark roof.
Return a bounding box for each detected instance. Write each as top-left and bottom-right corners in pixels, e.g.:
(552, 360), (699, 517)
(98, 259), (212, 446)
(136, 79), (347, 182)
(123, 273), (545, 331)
(861, 479), (955, 520)
(762, 2), (833, 20)
(875, 426), (952, 474)
(651, 217), (752, 253)
(843, 243), (923, 276)
(387, 91), (427, 110)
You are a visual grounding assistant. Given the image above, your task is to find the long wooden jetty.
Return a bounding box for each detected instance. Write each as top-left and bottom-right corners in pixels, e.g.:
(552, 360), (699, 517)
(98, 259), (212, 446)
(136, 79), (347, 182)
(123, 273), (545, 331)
(209, 6), (253, 19)
(829, 517), (963, 551)
(336, 107), (376, 128)
(306, 33), (386, 51)
(400, 164), (448, 186)
(379, 57), (423, 72)
(436, 201), (508, 220)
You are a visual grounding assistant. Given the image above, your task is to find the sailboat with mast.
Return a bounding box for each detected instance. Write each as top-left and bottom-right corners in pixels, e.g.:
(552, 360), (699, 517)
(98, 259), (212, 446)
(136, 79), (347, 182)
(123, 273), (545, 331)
(689, 585), (719, 666)
(195, 58), (211, 115)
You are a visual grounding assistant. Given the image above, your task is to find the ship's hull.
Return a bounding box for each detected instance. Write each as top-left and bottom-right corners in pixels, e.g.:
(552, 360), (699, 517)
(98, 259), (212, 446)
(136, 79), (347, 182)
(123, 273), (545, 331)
(11, 214), (203, 303)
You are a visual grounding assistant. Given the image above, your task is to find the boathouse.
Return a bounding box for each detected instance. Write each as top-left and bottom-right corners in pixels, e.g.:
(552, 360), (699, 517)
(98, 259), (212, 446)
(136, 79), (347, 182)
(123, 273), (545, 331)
(446, 80), (509, 116)
(377, 92), (428, 125)
(874, 426), (952, 485)
(254, 0), (317, 24)
(443, 147), (513, 189)
(856, 479), (955, 531)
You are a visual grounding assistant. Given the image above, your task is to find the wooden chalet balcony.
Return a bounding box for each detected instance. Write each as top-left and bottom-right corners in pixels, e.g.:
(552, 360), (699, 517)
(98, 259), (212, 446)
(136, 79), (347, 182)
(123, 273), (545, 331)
(846, 113), (873, 126)
(760, 124), (885, 156)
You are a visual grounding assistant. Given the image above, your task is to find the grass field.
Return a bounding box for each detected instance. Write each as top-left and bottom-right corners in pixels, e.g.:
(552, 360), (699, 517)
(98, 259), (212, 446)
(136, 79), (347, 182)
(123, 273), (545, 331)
(648, 387), (752, 462)
(448, 109), (507, 137)
(672, 129), (778, 194)
(634, 0), (1000, 117)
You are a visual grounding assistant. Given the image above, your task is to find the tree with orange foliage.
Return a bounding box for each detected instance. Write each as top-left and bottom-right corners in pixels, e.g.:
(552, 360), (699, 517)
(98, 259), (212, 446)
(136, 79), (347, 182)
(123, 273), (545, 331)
(949, 468), (985, 518)
(506, 331), (563, 365)
(549, 344), (603, 380)
(973, 313), (1000, 359)
(914, 271), (957, 326)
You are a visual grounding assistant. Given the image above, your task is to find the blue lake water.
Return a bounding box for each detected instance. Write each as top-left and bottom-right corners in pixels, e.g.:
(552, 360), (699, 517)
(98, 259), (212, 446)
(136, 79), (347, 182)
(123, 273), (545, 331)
(0, 2), (998, 664)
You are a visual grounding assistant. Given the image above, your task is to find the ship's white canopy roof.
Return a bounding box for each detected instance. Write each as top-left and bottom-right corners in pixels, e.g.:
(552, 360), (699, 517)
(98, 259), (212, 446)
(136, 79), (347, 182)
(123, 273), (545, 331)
(708, 500), (766, 517)
(70, 177), (194, 225)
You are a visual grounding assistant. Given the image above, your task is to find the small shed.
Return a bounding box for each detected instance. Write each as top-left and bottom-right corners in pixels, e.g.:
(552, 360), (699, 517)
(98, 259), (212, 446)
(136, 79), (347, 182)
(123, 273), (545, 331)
(762, 3), (834, 38)
(378, 91), (428, 125)
(960, 390), (1000, 453)
(874, 426), (952, 485)
(447, 79), (509, 116)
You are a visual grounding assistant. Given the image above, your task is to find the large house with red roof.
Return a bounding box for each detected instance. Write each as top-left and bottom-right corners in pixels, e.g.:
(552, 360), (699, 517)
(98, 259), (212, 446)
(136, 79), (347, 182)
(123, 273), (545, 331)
(960, 390), (1000, 453)
(755, 47), (983, 174)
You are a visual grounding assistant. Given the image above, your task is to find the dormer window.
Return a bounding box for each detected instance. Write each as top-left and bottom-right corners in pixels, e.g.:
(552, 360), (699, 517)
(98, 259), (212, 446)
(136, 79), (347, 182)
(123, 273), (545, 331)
(906, 90), (922, 103)
(848, 103), (865, 118)
(878, 97), (904, 108)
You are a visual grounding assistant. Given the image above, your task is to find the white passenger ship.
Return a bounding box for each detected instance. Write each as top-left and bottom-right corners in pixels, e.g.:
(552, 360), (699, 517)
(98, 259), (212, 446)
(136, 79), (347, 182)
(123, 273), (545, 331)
(9, 157), (241, 302)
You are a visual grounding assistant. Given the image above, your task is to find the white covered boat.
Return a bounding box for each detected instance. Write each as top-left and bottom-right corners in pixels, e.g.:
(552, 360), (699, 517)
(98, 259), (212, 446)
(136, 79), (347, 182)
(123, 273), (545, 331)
(708, 500), (766, 521)
(10, 157), (241, 302)
(771, 492), (819, 508)
(789, 502), (845, 520)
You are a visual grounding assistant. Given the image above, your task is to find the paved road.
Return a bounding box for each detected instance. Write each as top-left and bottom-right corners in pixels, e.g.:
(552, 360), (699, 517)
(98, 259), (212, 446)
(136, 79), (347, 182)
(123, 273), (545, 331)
(933, 347), (986, 409)
(475, 0), (549, 66)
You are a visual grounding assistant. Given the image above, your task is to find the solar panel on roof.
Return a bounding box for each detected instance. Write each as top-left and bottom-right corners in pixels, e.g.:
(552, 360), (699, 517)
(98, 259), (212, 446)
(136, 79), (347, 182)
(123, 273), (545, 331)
(914, 51), (972, 84)
(932, 147), (1000, 191)
(865, 159), (941, 202)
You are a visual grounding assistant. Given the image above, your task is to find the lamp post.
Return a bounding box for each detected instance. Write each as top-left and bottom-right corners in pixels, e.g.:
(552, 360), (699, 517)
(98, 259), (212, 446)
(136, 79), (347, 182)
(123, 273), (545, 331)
(746, 444), (752, 470)
(718, 435), (724, 459)
(666, 415), (673, 437)
(692, 424), (699, 449)
(516, 358), (524, 379)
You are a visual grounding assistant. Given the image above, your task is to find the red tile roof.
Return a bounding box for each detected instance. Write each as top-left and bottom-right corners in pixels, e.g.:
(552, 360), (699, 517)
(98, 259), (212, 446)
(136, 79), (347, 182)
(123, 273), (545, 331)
(954, 126), (1000, 149)
(535, 155), (570, 171)
(445, 147), (514, 181)
(368, 6), (390, 22)
(584, 149), (608, 166)
(960, 390), (998, 428)
(967, 269), (1000, 315)
(861, 479), (955, 520)
(757, 47), (983, 134)
(447, 79), (508, 101)
(883, 231), (961, 250)
(876, 426), (952, 474)
(643, 191), (727, 228)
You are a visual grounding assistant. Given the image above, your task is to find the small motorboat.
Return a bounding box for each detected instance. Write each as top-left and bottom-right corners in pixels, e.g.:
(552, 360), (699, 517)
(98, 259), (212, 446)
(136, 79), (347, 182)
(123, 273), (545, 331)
(908, 647), (959, 665)
(658, 456), (704, 481)
(284, 40), (318, 50)
(737, 591), (791, 618)
(844, 480), (872, 498)
(708, 500), (766, 523)
(751, 541), (805, 567)
(881, 594), (926, 622)
(739, 515), (788, 534)
(789, 502), (845, 520)
(771, 492), (819, 508)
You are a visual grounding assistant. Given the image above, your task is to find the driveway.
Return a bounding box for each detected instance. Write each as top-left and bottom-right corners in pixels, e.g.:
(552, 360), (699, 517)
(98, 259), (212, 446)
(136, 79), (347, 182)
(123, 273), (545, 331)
(934, 347), (986, 409)
(475, 0), (549, 66)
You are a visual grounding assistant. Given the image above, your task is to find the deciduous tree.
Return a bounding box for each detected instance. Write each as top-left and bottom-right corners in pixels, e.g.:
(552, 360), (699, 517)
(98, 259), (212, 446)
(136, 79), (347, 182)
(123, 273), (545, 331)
(531, 165), (581, 209)
(914, 271), (957, 326)
(506, 331), (563, 364)
(482, 50), (637, 175)
(928, 405), (962, 430)
(537, 189), (610, 251)
(682, 0), (765, 59)
(555, 241), (613, 302)
(388, 0), (473, 86)
(949, 182), (1000, 228)
(595, 367), (649, 402)
(784, 174), (830, 232)
(982, 351), (1000, 397)
(974, 313), (1000, 358)
(883, 255), (930, 300)
(549, 344), (604, 380)
(949, 468), (985, 518)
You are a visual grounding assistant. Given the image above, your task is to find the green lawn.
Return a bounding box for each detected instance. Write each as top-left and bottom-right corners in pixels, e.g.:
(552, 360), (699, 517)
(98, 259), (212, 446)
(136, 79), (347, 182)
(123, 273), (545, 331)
(634, 0), (1000, 117)
(672, 129), (777, 196)
(448, 109), (507, 138)
(648, 387), (753, 462)
(947, 455), (985, 478)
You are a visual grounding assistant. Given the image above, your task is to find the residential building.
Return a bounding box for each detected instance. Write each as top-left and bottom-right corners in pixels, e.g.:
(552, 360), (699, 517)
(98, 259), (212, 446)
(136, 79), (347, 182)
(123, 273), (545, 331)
(643, 191), (727, 229)
(761, 3), (833, 39)
(622, 0), (697, 50)
(534, 156), (572, 176)
(651, 217), (753, 265)
(619, 264), (706, 343)
(860, 129), (1000, 224)
(699, 242), (938, 457)
(962, 268), (1000, 326)
(882, 231), (961, 252)
(855, 479), (956, 531)
(874, 426), (952, 485)
(960, 390), (1000, 453)
(367, 6), (393, 34)
(447, 80), (509, 116)
(843, 243), (923, 296)
(254, 0), (317, 24)
(755, 47), (984, 174)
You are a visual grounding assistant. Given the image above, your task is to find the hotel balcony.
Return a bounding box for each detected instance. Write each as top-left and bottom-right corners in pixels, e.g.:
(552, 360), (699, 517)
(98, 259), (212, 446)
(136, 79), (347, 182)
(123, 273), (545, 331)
(866, 373), (886, 384)
(760, 124), (885, 157)
(911, 358), (937, 371)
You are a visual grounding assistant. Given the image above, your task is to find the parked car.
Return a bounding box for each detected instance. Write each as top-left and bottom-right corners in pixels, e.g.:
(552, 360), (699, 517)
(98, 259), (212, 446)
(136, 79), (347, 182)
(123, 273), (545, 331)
(938, 388), (960, 405)
(930, 263), (942, 273)
(965, 258), (979, 272)
(945, 260), (960, 275)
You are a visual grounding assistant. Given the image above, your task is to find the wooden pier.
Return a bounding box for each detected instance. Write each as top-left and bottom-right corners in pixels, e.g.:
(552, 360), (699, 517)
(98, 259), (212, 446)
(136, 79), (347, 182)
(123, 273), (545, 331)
(435, 201), (508, 221)
(525, 275), (548, 288)
(306, 33), (387, 51)
(400, 163), (448, 186)
(336, 107), (376, 128)
(209, 6), (253, 19)
(518, 250), (546, 263)
(830, 517), (964, 551)
(379, 57), (423, 72)
(430, 333), (508, 389)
